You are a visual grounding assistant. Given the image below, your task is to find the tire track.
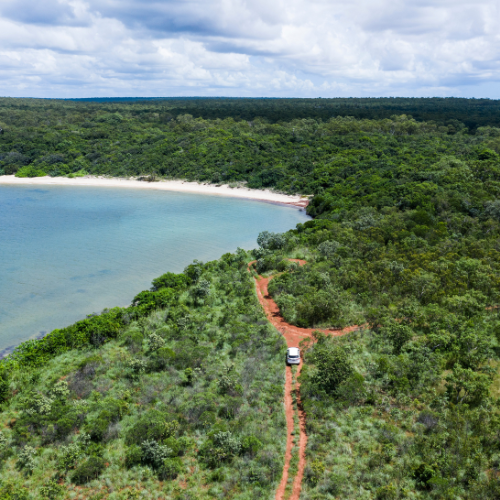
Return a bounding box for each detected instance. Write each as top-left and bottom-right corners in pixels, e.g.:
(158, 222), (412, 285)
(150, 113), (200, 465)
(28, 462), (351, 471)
(248, 260), (358, 500)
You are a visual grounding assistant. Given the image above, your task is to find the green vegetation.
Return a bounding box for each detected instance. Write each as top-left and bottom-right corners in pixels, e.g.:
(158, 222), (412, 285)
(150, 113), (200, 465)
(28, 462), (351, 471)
(2, 97), (500, 498)
(0, 252), (286, 499)
(1, 97), (499, 193)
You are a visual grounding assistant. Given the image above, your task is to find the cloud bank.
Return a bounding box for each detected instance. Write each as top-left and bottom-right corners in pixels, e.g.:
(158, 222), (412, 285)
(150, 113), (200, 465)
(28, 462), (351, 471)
(0, 0), (499, 98)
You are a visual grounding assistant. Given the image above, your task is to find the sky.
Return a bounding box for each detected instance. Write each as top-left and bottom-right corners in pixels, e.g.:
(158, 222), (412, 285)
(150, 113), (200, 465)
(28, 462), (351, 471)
(0, 0), (499, 99)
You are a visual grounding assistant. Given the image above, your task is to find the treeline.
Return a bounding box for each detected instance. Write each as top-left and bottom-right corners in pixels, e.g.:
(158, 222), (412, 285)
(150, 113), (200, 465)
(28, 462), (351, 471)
(1, 98), (500, 196)
(26, 97), (500, 128)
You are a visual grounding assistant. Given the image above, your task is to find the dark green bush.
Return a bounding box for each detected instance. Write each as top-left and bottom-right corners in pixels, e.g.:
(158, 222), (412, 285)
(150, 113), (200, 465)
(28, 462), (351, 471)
(309, 343), (353, 395)
(125, 410), (178, 445)
(241, 436), (263, 457)
(71, 456), (105, 484)
(157, 457), (183, 480)
(125, 444), (142, 468)
(151, 272), (189, 291)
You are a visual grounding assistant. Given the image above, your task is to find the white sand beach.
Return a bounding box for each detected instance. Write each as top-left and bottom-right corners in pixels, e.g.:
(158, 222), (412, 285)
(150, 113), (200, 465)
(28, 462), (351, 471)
(0, 175), (310, 208)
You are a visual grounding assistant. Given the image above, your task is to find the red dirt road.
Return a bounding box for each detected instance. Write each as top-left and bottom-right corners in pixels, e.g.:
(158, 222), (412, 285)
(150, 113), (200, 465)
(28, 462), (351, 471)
(249, 260), (360, 500)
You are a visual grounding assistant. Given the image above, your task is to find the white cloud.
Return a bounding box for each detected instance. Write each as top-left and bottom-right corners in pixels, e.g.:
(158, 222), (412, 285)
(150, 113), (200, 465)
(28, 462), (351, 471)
(0, 0), (499, 97)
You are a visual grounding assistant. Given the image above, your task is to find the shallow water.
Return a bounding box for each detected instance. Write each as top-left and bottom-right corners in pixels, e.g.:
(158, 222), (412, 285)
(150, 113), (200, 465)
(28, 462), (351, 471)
(0, 185), (309, 353)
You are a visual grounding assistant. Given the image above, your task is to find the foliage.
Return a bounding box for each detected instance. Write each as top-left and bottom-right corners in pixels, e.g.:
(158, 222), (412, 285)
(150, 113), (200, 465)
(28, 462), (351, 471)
(3, 98), (500, 498)
(71, 456), (105, 484)
(0, 245), (286, 498)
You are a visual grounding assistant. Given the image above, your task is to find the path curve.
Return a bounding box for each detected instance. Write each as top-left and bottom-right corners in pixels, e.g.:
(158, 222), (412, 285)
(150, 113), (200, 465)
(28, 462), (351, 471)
(248, 260), (360, 500)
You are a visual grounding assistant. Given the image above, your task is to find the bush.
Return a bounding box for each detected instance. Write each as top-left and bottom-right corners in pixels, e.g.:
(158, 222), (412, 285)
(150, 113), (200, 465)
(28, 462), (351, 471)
(257, 231), (286, 250)
(199, 431), (241, 468)
(86, 398), (129, 441)
(305, 459), (325, 485)
(335, 372), (366, 405)
(125, 444), (142, 468)
(71, 456), (105, 484)
(317, 240), (340, 259)
(15, 165), (46, 178)
(141, 439), (172, 468)
(125, 410), (178, 445)
(56, 443), (81, 472)
(0, 482), (30, 500)
(39, 480), (65, 499)
(151, 272), (189, 291)
(376, 483), (397, 500)
(147, 333), (165, 352)
(158, 457), (183, 480)
(310, 343), (353, 394)
(16, 446), (36, 474)
(0, 375), (10, 403)
(149, 347), (176, 371)
(241, 436), (263, 457)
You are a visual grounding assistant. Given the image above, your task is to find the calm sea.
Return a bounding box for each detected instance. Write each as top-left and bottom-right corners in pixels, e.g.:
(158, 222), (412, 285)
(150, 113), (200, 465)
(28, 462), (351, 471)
(0, 185), (309, 353)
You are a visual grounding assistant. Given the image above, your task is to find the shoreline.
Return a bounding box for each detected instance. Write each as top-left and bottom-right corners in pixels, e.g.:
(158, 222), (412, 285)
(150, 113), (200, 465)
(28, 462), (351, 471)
(0, 175), (310, 208)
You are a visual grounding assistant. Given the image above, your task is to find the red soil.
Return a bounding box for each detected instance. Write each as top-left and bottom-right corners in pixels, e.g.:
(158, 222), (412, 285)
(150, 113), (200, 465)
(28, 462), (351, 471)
(248, 259), (360, 500)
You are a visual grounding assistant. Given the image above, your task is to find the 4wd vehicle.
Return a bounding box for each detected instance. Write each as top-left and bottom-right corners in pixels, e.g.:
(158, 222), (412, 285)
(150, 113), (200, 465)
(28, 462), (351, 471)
(286, 347), (300, 365)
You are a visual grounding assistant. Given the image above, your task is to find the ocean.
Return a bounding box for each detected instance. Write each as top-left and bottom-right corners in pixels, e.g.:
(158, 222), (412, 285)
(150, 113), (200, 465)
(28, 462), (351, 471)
(0, 185), (309, 353)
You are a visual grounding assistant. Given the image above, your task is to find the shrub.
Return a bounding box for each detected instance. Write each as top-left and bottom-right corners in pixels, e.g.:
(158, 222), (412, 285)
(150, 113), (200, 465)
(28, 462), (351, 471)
(71, 456), (105, 484)
(158, 457), (183, 480)
(86, 399), (128, 441)
(125, 444), (142, 468)
(200, 431), (241, 467)
(15, 165), (46, 178)
(0, 374), (10, 403)
(149, 347), (176, 371)
(208, 469), (225, 482)
(0, 432), (7, 451)
(414, 463), (436, 490)
(141, 440), (172, 469)
(335, 372), (366, 405)
(39, 480), (65, 499)
(147, 333), (165, 352)
(128, 358), (147, 375)
(0, 482), (30, 500)
(383, 323), (413, 354)
(320, 473), (346, 496)
(151, 272), (189, 291)
(16, 446), (36, 474)
(376, 483), (397, 500)
(317, 240), (340, 259)
(56, 443), (81, 472)
(241, 436), (263, 457)
(305, 459), (326, 485)
(310, 343), (353, 394)
(50, 380), (69, 400)
(125, 410), (178, 445)
(445, 365), (492, 407)
(192, 279), (211, 298)
(257, 231), (286, 250)
(131, 289), (177, 314)
(417, 410), (439, 433)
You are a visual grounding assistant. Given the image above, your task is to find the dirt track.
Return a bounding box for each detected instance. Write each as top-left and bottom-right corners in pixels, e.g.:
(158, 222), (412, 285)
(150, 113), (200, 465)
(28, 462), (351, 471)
(249, 260), (359, 500)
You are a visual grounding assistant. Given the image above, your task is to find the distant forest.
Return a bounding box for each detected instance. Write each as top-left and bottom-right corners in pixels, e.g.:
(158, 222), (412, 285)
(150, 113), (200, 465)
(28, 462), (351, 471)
(1, 97), (500, 193)
(10, 96), (500, 128)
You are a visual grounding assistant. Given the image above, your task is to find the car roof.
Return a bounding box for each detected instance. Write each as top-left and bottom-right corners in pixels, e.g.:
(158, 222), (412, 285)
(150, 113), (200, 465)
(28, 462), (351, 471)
(287, 347), (300, 353)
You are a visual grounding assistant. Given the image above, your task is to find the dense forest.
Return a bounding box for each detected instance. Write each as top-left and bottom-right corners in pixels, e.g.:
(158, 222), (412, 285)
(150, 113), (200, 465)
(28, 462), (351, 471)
(1, 97), (500, 499)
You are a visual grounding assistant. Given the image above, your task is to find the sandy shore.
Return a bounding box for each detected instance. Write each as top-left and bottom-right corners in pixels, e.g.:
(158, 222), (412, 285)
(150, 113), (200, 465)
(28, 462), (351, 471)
(0, 175), (310, 208)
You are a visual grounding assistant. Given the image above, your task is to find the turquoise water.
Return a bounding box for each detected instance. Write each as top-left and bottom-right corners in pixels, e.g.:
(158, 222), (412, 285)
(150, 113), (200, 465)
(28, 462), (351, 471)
(0, 185), (309, 354)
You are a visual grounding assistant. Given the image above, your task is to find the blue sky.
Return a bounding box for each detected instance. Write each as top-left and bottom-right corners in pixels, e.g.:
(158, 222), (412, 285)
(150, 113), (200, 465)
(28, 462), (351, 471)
(0, 0), (499, 98)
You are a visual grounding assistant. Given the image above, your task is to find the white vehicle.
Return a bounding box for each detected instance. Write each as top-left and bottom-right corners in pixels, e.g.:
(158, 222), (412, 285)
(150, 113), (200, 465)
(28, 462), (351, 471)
(286, 347), (301, 365)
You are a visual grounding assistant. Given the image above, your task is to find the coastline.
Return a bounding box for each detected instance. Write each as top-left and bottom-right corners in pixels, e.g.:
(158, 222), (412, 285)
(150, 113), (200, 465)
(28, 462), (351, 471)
(0, 175), (310, 208)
